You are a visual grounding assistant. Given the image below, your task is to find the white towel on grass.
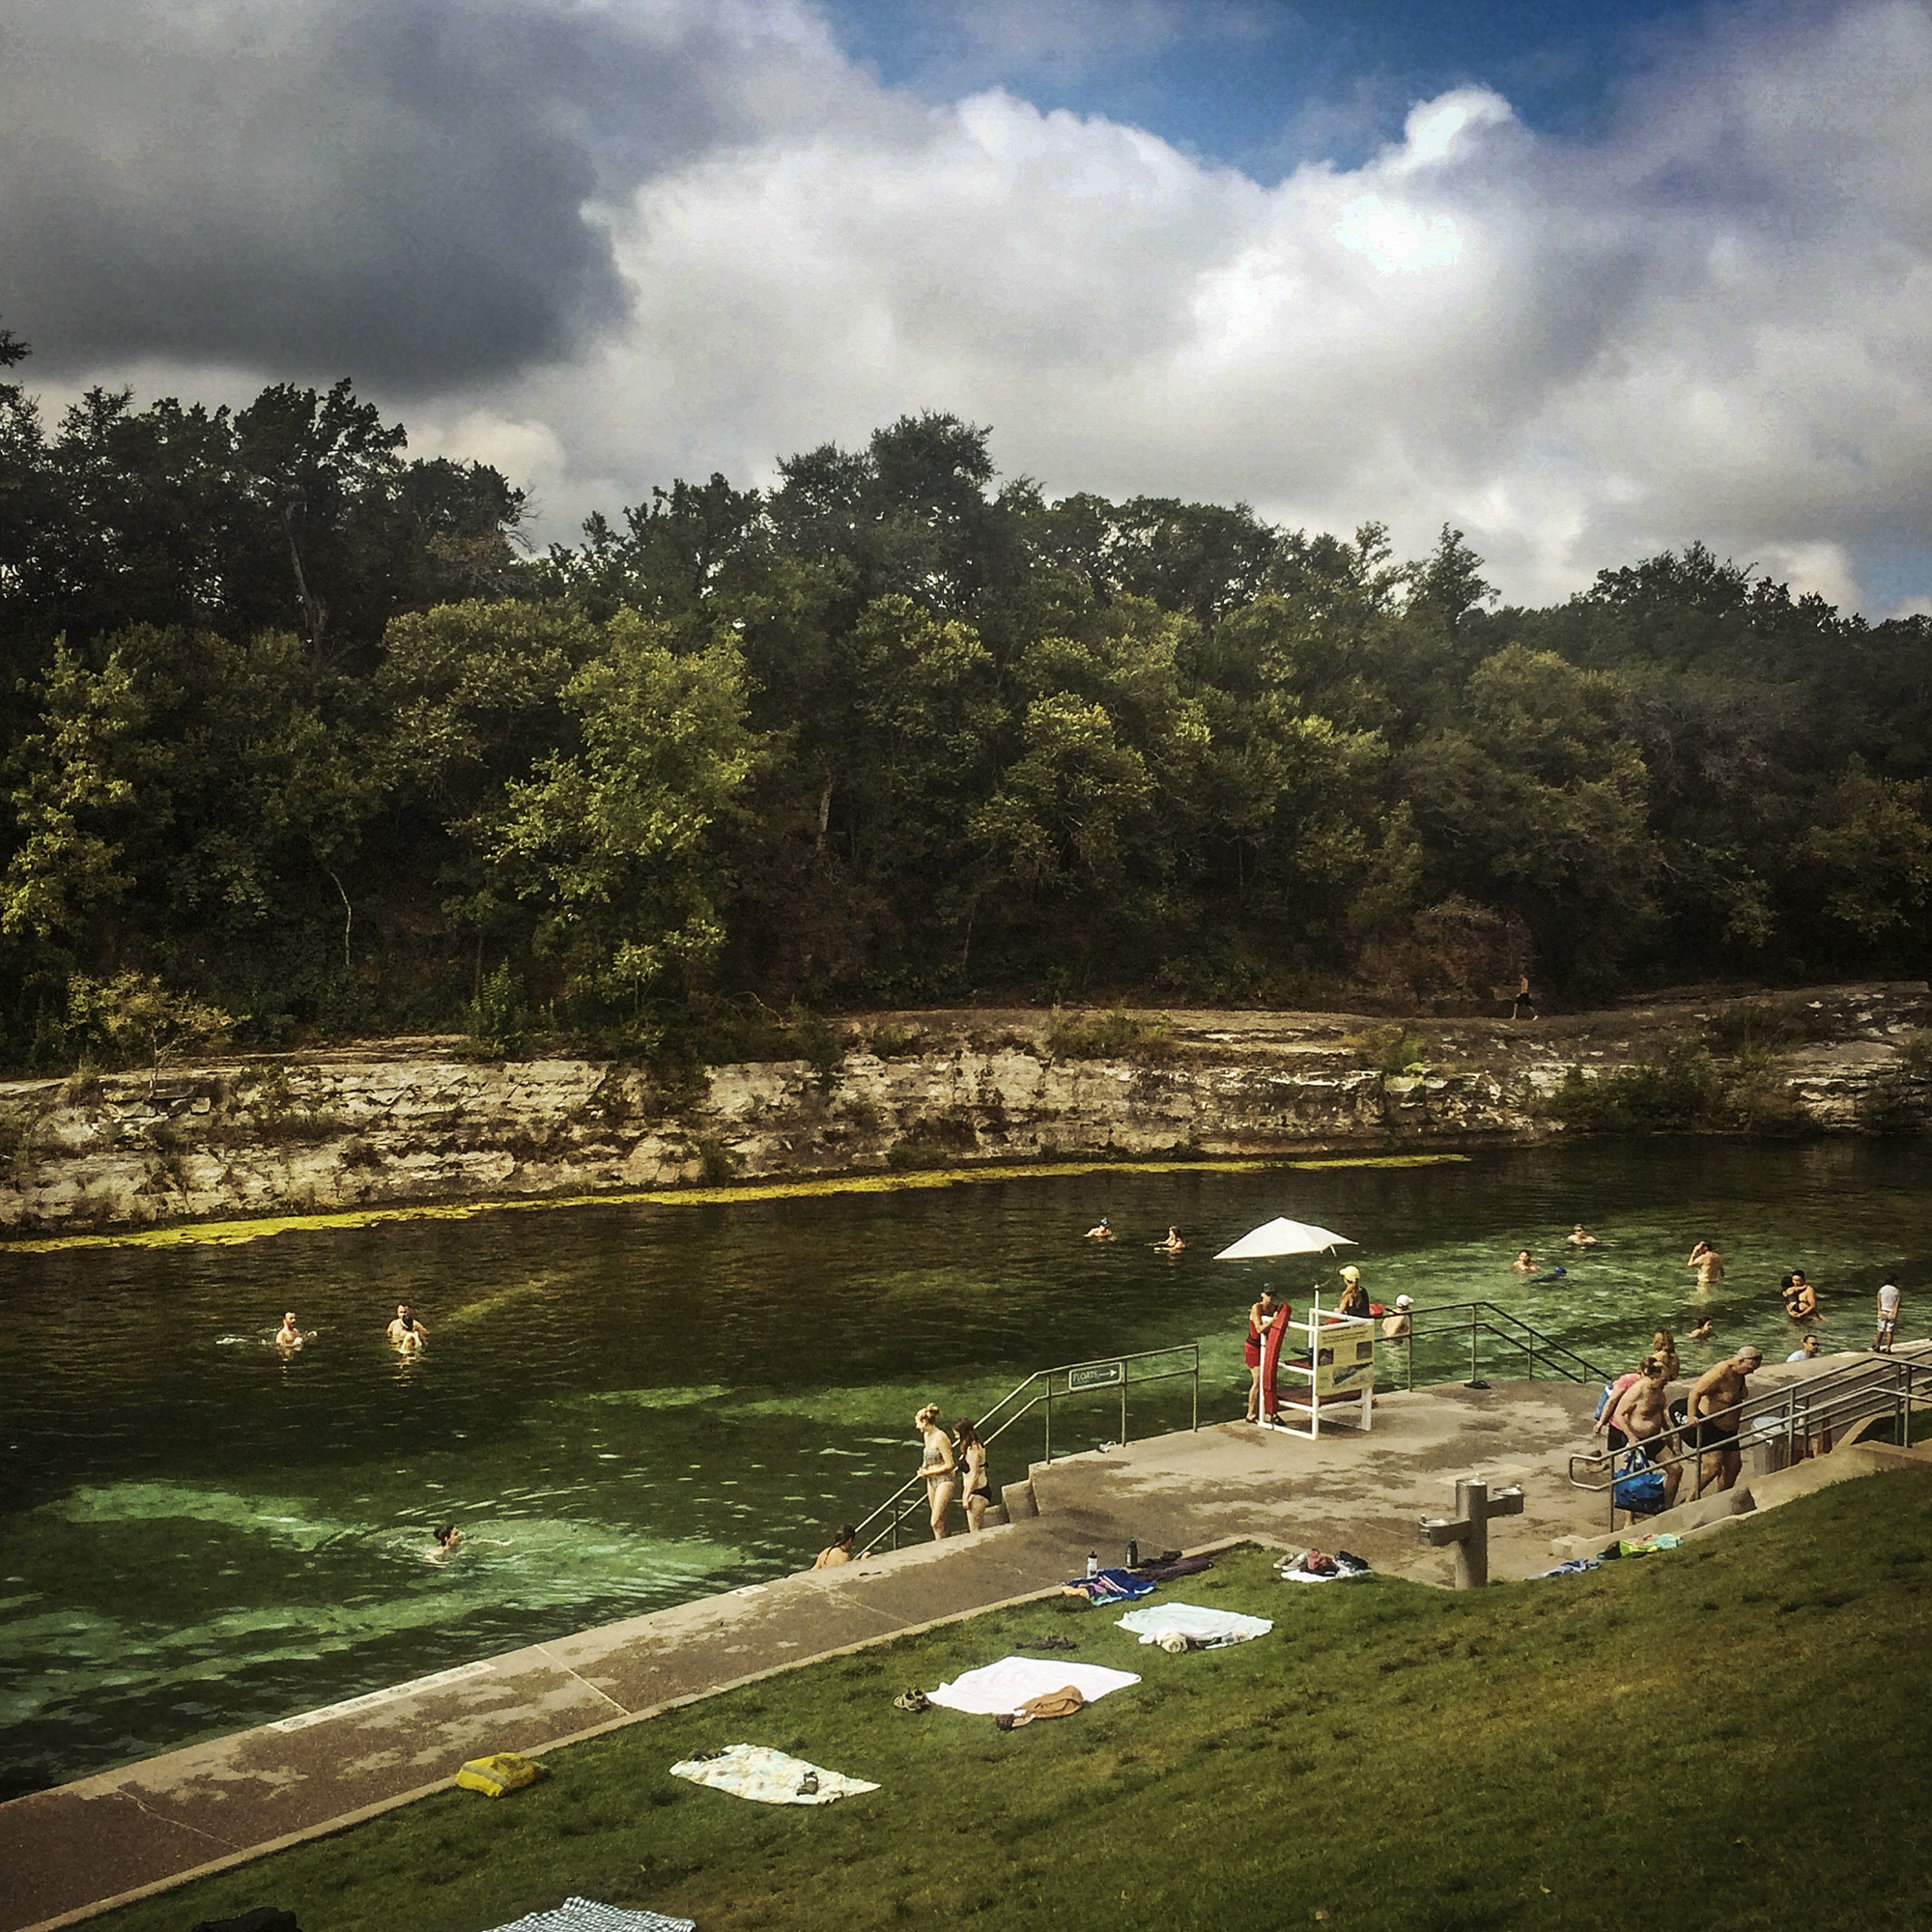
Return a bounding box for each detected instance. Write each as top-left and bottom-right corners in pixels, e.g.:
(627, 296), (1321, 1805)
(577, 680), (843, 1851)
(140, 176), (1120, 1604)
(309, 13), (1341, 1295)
(926, 1656), (1141, 1716)
(484, 1899), (696, 1932)
(1116, 1603), (1273, 1647)
(668, 1742), (877, 1805)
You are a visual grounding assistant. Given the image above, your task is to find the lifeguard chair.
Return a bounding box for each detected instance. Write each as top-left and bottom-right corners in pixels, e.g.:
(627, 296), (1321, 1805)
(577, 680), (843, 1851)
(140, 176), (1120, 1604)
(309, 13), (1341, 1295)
(1264, 1302), (1376, 1438)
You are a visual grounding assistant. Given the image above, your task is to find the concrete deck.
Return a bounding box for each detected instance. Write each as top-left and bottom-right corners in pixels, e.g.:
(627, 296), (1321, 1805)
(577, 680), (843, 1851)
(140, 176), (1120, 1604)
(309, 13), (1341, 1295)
(0, 1366), (1841, 1932)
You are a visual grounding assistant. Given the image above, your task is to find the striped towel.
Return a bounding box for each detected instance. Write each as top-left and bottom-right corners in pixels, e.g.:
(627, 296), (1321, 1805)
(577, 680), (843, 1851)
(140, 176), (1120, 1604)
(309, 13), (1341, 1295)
(485, 1899), (696, 1932)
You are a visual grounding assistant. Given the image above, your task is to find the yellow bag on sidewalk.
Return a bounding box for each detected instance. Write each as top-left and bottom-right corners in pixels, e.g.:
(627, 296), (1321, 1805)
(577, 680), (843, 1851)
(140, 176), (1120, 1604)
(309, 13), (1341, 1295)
(455, 1750), (541, 1797)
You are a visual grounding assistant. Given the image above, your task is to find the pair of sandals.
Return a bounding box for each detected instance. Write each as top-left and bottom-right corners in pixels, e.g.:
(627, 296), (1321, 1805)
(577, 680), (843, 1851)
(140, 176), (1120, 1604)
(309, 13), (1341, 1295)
(893, 1689), (931, 1713)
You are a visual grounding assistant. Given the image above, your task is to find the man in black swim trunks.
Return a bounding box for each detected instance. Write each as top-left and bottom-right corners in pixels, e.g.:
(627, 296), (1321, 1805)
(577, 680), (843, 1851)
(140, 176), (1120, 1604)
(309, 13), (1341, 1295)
(1686, 1345), (1761, 1494)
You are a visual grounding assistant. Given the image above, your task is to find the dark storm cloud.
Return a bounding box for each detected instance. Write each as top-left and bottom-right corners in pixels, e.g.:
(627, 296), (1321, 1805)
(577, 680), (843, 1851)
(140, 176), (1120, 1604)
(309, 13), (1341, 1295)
(0, 0), (785, 388)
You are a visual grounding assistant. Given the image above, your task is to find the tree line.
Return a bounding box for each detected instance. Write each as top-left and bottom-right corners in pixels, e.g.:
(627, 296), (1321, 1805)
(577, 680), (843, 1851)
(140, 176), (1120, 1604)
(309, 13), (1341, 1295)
(3, 320), (1929, 1071)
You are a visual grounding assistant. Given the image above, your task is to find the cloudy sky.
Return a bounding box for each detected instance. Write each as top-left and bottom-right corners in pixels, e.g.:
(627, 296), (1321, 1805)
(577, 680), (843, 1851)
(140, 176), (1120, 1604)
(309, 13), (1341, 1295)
(4, 0), (1930, 613)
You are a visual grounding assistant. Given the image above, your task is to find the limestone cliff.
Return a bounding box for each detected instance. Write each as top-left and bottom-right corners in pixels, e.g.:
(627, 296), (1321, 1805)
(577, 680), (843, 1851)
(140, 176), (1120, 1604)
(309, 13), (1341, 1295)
(2, 982), (1927, 1233)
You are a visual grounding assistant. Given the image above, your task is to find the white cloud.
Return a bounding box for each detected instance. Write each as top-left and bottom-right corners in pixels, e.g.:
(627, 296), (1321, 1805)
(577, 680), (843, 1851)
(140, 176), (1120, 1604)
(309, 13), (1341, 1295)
(23, 0), (1932, 614)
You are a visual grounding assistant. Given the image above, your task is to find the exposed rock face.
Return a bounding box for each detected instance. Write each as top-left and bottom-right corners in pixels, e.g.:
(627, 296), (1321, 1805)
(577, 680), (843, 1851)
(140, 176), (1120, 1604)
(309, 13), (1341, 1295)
(3, 982), (1927, 1233)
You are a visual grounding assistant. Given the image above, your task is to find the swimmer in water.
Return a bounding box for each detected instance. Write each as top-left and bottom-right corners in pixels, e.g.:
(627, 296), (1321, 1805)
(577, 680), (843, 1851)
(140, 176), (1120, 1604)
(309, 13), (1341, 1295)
(1689, 1318), (1716, 1343)
(428, 1523), (464, 1562)
(275, 1312), (302, 1349)
(1085, 1216), (1115, 1241)
(387, 1303), (428, 1350)
(1568, 1225), (1599, 1247)
(1512, 1250), (1537, 1274)
(1153, 1225), (1185, 1253)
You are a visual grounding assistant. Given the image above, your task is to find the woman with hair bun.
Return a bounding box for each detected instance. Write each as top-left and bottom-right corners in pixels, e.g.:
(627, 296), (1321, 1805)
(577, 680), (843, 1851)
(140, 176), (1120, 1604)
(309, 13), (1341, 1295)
(914, 1403), (956, 1540)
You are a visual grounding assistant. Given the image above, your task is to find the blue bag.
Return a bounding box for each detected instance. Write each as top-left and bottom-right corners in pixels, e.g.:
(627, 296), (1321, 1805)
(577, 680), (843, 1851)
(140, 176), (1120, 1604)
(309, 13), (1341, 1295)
(1613, 1450), (1666, 1514)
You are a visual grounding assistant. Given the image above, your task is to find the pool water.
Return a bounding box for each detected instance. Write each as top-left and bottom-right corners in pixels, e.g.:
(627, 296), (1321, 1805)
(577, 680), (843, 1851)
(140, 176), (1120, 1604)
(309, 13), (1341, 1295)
(4, 1137), (1929, 1798)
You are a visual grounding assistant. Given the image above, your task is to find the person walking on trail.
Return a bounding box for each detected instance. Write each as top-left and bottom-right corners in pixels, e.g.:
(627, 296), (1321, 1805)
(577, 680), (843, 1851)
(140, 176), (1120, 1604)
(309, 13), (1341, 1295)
(1610, 1358), (1683, 1510)
(1510, 973), (1537, 1021)
(1688, 1241), (1725, 1289)
(1687, 1346), (1762, 1494)
(1876, 1278), (1902, 1352)
(914, 1404), (955, 1541)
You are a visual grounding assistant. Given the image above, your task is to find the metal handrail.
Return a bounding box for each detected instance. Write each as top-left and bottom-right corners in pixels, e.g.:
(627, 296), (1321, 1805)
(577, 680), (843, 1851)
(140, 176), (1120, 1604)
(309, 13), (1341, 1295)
(1389, 1300), (1616, 1390)
(1568, 1349), (1932, 1527)
(853, 1343), (1200, 1554)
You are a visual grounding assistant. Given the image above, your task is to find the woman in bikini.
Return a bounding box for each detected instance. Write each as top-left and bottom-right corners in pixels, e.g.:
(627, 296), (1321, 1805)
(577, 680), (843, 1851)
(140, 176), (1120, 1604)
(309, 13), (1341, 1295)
(954, 1417), (991, 1533)
(915, 1404), (955, 1541)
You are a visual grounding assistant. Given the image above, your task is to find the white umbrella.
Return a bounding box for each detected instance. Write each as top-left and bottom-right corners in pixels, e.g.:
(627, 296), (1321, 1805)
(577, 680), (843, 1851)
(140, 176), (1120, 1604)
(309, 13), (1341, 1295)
(1213, 1216), (1356, 1262)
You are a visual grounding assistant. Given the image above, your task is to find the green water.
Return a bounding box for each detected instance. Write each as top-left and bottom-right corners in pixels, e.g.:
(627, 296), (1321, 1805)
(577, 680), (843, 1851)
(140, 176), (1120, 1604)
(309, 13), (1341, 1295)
(3, 1138), (1927, 1799)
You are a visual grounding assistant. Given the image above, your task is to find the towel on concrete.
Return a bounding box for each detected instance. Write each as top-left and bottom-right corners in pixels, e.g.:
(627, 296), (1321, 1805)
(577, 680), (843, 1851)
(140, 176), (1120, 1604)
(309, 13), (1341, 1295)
(1116, 1603), (1273, 1648)
(927, 1656), (1141, 1716)
(484, 1900), (696, 1932)
(668, 1744), (877, 1806)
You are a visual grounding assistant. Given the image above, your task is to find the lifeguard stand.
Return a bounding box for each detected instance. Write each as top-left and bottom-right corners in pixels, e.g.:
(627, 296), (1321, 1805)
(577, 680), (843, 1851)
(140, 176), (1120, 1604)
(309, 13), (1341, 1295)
(1267, 1301), (1376, 1438)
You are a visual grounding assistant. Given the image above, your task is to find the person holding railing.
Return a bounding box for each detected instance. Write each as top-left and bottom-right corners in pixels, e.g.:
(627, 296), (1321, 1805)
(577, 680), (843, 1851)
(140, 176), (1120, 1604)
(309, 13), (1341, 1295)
(1609, 1358), (1683, 1510)
(1686, 1346), (1762, 1493)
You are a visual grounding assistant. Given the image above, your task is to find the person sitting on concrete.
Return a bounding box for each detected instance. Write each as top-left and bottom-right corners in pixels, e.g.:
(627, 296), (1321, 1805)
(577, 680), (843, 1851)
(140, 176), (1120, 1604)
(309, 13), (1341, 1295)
(1382, 1294), (1413, 1339)
(813, 1525), (857, 1568)
(1788, 1335), (1822, 1362)
(1687, 1346), (1763, 1493)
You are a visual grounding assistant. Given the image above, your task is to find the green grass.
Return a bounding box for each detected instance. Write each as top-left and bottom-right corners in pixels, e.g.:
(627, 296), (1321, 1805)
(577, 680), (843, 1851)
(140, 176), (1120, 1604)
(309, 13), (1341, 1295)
(88, 1474), (1932, 1932)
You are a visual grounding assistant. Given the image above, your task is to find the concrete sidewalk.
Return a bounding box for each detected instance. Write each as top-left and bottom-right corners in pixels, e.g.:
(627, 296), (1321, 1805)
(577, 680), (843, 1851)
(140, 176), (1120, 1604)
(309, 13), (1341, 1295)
(0, 1376), (1635, 1932)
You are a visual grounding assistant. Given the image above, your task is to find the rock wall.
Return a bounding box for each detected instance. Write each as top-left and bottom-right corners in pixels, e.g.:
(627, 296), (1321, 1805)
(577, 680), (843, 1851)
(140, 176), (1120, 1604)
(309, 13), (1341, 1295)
(3, 982), (1928, 1234)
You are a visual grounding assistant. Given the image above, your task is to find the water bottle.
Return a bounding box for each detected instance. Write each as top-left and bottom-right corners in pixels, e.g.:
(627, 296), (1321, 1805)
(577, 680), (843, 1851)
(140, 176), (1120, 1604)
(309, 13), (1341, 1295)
(1086, 1551), (1098, 1579)
(1126, 1539), (1139, 1570)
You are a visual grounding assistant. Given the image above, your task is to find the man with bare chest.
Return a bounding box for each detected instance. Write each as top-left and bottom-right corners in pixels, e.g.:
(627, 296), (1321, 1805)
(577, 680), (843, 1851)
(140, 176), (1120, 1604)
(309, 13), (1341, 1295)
(1687, 1347), (1762, 1494)
(1610, 1357), (1683, 1509)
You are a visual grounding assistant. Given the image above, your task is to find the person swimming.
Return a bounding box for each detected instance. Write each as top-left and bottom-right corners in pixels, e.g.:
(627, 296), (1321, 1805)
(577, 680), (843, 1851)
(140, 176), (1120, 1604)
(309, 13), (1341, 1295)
(427, 1523), (464, 1563)
(387, 1303), (428, 1350)
(1512, 1250), (1537, 1274)
(1085, 1216), (1115, 1241)
(1153, 1226), (1185, 1253)
(275, 1312), (302, 1349)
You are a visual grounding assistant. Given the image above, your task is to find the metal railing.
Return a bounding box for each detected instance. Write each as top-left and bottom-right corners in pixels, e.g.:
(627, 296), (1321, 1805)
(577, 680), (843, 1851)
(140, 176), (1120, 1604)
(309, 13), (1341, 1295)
(853, 1343), (1199, 1554)
(1386, 1300), (1615, 1391)
(1568, 1348), (1932, 1527)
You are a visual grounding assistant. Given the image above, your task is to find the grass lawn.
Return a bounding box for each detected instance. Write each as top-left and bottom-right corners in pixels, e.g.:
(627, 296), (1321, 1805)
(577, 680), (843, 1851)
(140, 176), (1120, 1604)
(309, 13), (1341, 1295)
(86, 1471), (1932, 1932)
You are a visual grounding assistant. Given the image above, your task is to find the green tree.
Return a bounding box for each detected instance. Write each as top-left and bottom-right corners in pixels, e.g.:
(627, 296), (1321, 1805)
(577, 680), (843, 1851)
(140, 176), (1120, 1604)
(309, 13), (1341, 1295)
(485, 615), (759, 1014)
